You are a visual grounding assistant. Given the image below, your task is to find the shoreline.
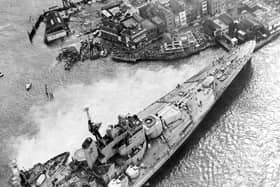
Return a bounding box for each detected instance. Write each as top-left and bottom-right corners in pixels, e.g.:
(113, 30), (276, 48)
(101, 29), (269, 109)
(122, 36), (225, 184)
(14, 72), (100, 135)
(254, 31), (280, 52)
(111, 42), (216, 63)
(110, 31), (280, 64)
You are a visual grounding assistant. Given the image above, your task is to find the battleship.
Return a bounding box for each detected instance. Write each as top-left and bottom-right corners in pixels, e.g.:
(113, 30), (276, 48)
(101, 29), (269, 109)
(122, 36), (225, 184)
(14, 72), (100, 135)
(9, 40), (256, 187)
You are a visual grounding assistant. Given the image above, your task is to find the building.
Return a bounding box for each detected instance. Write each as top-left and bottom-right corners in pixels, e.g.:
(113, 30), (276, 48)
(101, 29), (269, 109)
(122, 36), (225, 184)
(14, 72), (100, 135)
(203, 19), (220, 36)
(44, 11), (68, 43)
(99, 2), (148, 48)
(239, 0), (258, 12)
(163, 41), (184, 53)
(129, 0), (149, 8)
(151, 16), (166, 34)
(184, 2), (199, 24)
(213, 18), (229, 34)
(208, 0), (226, 16)
(197, 0), (209, 17)
(98, 0), (169, 48)
(157, 4), (175, 32)
(256, 12), (280, 34)
(239, 4), (280, 35)
(218, 13), (234, 26)
(153, 0), (170, 6)
(218, 13), (235, 36)
(138, 4), (152, 19)
(178, 11), (187, 27)
(127, 0), (150, 14)
(178, 31), (199, 47)
(120, 16), (148, 48)
(99, 26), (122, 43)
(141, 19), (158, 40)
(169, 0), (187, 28)
(138, 3), (163, 20)
(203, 16), (229, 37)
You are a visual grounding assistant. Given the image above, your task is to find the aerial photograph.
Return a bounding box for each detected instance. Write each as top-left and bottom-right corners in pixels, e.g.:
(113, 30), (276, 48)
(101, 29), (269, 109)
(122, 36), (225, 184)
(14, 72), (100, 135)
(1, 0), (280, 186)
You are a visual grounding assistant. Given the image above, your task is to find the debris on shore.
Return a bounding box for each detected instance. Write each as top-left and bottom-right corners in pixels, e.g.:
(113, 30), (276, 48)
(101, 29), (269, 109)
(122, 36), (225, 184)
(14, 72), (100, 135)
(56, 38), (108, 70)
(57, 46), (80, 70)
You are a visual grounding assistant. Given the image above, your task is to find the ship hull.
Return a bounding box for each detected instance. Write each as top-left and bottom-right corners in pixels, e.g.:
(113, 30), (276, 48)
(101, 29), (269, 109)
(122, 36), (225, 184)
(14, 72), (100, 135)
(132, 63), (252, 187)
(132, 41), (255, 187)
(9, 41), (256, 187)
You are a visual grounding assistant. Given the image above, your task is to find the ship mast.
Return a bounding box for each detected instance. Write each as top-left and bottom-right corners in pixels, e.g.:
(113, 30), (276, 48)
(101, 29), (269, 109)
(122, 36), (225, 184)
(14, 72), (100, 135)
(84, 107), (102, 141)
(84, 107), (92, 122)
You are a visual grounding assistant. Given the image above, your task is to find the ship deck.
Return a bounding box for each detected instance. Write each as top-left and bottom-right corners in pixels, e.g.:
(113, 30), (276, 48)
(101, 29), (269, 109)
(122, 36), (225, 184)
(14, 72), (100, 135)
(131, 41), (256, 187)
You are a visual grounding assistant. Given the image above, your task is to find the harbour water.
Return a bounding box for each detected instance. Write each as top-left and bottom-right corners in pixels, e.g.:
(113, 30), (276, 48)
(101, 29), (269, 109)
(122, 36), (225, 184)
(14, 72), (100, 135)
(1, 0), (280, 186)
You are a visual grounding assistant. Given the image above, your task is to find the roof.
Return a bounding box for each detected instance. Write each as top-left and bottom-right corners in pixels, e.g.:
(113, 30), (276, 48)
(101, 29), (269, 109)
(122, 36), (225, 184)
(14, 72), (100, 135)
(141, 19), (156, 31)
(101, 10), (112, 18)
(121, 17), (139, 29)
(158, 4), (174, 16)
(245, 17), (262, 27)
(131, 28), (147, 39)
(101, 1), (122, 10)
(213, 18), (228, 30)
(157, 0), (170, 5)
(108, 6), (121, 16)
(204, 19), (221, 30)
(169, 0), (185, 14)
(218, 13), (234, 25)
(258, 11), (280, 26)
(129, 0), (148, 7)
(151, 16), (164, 25)
(45, 11), (66, 34)
(133, 14), (144, 23)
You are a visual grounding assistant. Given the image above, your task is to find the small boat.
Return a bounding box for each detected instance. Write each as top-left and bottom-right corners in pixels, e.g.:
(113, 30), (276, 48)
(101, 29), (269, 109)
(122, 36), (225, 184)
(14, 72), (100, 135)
(25, 83), (32, 91)
(0, 72), (4, 78)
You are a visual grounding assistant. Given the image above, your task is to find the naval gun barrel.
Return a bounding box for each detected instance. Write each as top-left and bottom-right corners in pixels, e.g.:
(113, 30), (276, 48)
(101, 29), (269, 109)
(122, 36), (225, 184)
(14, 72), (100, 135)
(84, 107), (92, 122)
(84, 107), (102, 141)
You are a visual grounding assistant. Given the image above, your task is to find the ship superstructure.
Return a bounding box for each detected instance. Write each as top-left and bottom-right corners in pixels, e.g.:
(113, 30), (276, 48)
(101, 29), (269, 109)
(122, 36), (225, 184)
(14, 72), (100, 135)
(9, 41), (256, 187)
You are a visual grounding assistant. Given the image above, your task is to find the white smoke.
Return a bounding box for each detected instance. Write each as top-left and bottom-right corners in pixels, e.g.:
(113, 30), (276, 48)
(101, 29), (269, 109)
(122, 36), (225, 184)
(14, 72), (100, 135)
(15, 58), (213, 168)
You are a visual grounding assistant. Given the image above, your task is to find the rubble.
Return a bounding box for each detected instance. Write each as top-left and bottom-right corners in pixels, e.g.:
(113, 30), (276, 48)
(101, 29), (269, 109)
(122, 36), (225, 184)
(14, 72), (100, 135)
(56, 46), (80, 70)
(56, 37), (108, 70)
(79, 39), (100, 61)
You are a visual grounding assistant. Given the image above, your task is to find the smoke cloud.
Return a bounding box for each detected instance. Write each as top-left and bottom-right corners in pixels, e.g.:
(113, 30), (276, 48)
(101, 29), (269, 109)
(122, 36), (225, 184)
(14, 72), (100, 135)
(15, 57), (214, 168)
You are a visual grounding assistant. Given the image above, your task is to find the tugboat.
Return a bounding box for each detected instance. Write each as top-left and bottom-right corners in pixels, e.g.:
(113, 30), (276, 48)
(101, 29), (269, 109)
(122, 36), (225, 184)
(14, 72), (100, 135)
(10, 40), (256, 187)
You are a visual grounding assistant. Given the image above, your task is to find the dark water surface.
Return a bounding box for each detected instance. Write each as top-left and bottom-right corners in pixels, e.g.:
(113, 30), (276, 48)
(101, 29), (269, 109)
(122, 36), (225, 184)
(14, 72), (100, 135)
(1, 0), (280, 186)
(150, 42), (280, 187)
